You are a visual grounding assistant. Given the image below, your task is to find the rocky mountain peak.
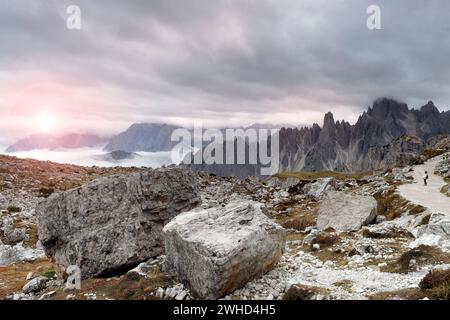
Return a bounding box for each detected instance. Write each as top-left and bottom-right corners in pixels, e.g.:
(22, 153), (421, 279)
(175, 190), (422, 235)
(322, 112), (335, 129)
(368, 98), (408, 120)
(420, 101), (439, 114)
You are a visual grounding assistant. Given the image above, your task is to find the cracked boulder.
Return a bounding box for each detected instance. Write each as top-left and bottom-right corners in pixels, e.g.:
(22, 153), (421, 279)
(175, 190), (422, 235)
(317, 191), (377, 232)
(163, 199), (286, 299)
(36, 167), (201, 278)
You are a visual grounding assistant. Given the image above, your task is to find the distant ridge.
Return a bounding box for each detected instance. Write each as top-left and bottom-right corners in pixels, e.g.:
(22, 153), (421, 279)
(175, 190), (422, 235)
(6, 133), (106, 153)
(104, 123), (181, 153)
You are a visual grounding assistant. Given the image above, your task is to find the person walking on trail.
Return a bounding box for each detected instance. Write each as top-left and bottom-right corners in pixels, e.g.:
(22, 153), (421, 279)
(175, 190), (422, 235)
(423, 171), (429, 186)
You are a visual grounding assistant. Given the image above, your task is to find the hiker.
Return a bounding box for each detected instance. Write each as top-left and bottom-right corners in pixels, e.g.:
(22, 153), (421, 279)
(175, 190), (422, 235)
(423, 171), (428, 186)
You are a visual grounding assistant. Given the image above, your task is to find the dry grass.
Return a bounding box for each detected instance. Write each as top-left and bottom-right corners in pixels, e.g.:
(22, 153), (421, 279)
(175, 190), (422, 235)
(310, 232), (340, 248)
(0, 259), (53, 299)
(381, 245), (450, 274)
(0, 154), (144, 194)
(421, 149), (446, 160)
(274, 200), (319, 232)
(15, 221), (39, 248)
(419, 269), (450, 300)
(419, 213), (431, 226)
(441, 183), (450, 197)
(409, 205), (426, 215)
(332, 280), (353, 291)
(279, 207), (317, 231)
(368, 288), (424, 300)
(283, 283), (330, 300)
(420, 269), (450, 290)
(0, 218), (39, 247)
(362, 227), (414, 239)
(286, 232), (306, 242)
(373, 190), (415, 221)
(372, 269), (450, 300)
(273, 171), (372, 181)
(46, 266), (173, 300)
(306, 245), (349, 267)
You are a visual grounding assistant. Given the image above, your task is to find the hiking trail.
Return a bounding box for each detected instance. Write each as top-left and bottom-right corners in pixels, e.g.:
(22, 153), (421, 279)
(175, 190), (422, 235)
(398, 156), (449, 215)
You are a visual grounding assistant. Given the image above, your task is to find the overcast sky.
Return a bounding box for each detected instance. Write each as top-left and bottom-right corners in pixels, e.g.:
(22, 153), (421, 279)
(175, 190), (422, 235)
(1, 0), (450, 145)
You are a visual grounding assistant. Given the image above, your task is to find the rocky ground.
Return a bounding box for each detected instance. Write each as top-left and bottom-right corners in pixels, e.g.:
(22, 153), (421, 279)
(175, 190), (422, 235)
(0, 153), (449, 300)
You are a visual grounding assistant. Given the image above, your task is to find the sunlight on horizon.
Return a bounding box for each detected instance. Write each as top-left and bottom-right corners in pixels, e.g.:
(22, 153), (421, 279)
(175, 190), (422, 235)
(35, 113), (56, 133)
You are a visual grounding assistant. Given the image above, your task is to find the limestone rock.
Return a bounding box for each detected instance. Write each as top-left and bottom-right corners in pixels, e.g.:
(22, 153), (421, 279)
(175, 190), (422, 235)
(163, 200), (286, 299)
(316, 191), (377, 232)
(0, 243), (45, 265)
(22, 276), (48, 294)
(411, 213), (450, 248)
(303, 178), (335, 199)
(36, 167), (201, 278)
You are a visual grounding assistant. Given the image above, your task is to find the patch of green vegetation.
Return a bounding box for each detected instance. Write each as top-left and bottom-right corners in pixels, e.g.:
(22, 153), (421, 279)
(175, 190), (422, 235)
(42, 269), (57, 279)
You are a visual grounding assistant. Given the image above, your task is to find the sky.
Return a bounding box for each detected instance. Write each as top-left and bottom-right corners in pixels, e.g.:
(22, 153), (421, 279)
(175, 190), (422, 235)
(1, 0), (450, 146)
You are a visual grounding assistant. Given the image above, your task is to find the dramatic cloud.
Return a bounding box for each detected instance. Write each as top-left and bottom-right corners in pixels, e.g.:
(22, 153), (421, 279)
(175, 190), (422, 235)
(1, 0), (449, 145)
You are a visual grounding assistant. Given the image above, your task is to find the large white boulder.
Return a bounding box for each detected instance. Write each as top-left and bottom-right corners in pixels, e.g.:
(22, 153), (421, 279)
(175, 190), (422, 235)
(316, 191), (377, 232)
(410, 213), (450, 248)
(163, 200), (286, 299)
(36, 167), (201, 278)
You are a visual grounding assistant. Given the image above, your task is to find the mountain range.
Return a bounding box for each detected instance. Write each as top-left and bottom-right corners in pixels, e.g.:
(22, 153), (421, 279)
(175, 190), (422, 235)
(4, 98), (450, 178)
(187, 98), (450, 177)
(278, 99), (450, 172)
(5, 133), (106, 153)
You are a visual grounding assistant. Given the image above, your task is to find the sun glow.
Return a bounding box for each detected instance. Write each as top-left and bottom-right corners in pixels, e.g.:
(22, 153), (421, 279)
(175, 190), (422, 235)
(36, 113), (55, 133)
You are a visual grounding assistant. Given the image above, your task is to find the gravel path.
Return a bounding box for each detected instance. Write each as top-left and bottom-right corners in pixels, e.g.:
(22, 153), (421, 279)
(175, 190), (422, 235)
(398, 156), (449, 215)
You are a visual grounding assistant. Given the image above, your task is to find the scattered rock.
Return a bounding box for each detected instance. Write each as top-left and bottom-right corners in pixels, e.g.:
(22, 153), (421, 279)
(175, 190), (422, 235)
(266, 177), (302, 190)
(38, 290), (56, 300)
(375, 215), (387, 224)
(163, 200), (286, 299)
(0, 243), (45, 265)
(303, 178), (335, 200)
(4, 227), (28, 244)
(411, 213), (450, 248)
(22, 276), (48, 294)
(316, 191), (377, 232)
(127, 256), (164, 276)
